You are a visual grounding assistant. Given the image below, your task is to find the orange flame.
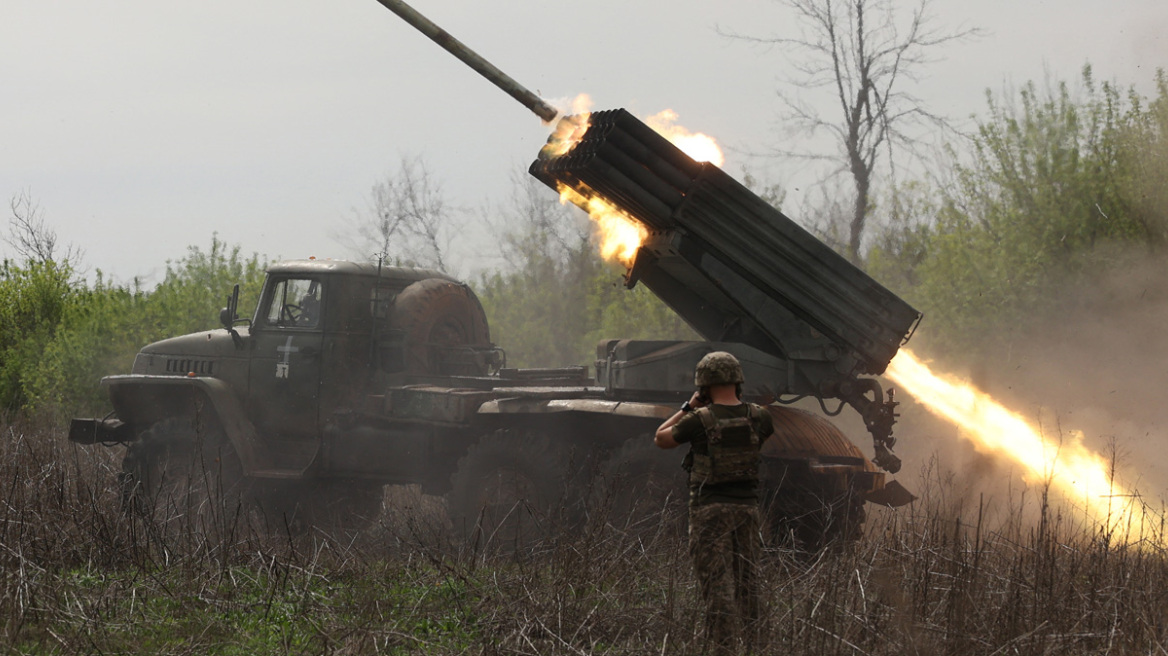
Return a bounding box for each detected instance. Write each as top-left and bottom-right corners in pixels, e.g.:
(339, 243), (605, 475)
(555, 182), (647, 267)
(886, 348), (1157, 545)
(541, 94), (594, 158)
(545, 96), (725, 265)
(645, 109), (725, 167)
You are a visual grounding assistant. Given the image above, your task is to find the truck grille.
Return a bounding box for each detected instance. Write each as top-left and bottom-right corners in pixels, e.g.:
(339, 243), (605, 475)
(165, 358), (215, 375)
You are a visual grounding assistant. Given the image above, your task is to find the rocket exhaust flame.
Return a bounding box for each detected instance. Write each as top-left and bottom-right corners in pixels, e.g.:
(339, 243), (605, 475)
(545, 97), (725, 264)
(541, 94), (594, 158)
(555, 182), (647, 266)
(370, 1), (718, 265)
(644, 109), (725, 168)
(531, 105), (921, 481)
(527, 93), (1147, 539)
(887, 348), (1158, 545)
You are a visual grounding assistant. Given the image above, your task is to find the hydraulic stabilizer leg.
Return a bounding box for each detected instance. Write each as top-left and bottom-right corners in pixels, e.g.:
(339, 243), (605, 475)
(838, 379), (902, 473)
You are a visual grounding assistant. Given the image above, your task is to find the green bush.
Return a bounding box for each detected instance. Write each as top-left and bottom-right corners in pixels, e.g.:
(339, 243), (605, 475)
(0, 259), (77, 412)
(867, 67), (1168, 353)
(14, 237), (265, 416)
(477, 247), (695, 369)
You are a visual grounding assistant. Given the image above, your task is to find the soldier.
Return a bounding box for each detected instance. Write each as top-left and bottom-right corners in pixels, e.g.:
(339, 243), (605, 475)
(655, 351), (774, 655)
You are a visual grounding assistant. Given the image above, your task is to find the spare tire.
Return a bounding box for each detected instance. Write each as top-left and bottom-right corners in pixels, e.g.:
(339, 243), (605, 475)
(761, 405), (870, 462)
(389, 278), (491, 376)
(759, 405), (870, 552)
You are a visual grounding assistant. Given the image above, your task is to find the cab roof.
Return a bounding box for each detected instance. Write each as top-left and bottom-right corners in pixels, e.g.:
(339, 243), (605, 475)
(266, 259), (456, 284)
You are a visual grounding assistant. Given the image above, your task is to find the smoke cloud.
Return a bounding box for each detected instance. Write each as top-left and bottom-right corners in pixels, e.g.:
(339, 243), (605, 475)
(874, 251), (1168, 523)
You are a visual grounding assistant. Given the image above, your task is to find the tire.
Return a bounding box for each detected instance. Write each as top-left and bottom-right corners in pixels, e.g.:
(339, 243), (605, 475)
(446, 430), (584, 553)
(390, 278), (491, 376)
(120, 418), (249, 530)
(759, 405), (869, 553)
(592, 436), (688, 533)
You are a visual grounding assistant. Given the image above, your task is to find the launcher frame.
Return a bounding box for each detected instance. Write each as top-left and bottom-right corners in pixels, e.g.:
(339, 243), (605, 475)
(531, 110), (921, 472)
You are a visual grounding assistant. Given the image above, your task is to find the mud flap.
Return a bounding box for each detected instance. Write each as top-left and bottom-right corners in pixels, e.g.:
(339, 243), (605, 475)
(865, 479), (916, 507)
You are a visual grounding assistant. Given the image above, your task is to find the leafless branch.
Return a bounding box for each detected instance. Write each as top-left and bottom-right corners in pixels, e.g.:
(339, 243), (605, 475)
(484, 169), (591, 274)
(723, 0), (983, 262)
(6, 190), (80, 265)
(337, 156), (462, 272)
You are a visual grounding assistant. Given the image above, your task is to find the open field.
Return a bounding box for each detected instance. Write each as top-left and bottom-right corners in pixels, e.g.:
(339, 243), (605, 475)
(2, 419), (1167, 655)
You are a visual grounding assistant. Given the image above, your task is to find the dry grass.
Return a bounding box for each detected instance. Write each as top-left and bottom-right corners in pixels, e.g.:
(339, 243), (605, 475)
(2, 419), (1167, 654)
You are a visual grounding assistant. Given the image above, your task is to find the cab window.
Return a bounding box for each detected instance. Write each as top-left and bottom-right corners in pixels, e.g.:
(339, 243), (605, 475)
(265, 278), (322, 328)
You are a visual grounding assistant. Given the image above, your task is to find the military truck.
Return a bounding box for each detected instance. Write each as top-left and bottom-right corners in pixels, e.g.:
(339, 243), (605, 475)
(66, 0), (921, 551)
(70, 253), (909, 548)
(68, 114), (921, 550)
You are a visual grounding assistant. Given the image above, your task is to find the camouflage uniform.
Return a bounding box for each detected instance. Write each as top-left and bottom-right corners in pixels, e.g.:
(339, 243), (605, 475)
(672, 352), (774, 655)
(688, 502), (763, 654)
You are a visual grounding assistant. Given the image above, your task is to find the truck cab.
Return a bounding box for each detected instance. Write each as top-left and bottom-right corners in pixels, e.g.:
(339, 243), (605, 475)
(74, 260), (494, 472)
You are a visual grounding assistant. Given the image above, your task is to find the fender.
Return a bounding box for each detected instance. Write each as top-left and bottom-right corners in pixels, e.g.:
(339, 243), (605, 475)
(477, 397), (674, 421)
(474, 398), (912, 507)
(100, 374), (276, 475)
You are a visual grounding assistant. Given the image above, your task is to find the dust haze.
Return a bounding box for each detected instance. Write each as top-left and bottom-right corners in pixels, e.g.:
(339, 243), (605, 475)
(875, 251), (1168, 522)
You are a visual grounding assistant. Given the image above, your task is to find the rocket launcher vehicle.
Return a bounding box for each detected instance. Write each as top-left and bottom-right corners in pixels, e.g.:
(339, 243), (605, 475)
(529, 110), (922, 472)
(371, 0), (920, 472)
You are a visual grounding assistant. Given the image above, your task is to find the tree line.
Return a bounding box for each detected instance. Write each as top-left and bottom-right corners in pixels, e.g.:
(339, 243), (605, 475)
(0, 230), (265, 416)
(868, 69), (1168, 355)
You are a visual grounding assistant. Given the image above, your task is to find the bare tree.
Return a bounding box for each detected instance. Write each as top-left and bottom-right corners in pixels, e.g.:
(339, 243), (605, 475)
(6, 190), (80, 265)
(725, 0), (979, 263)
(339, 156), (460, 272)
(491, 171), (591, 271)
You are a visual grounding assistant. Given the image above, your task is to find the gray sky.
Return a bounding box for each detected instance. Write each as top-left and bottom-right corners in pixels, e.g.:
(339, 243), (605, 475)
(2, 0), (1166, 283)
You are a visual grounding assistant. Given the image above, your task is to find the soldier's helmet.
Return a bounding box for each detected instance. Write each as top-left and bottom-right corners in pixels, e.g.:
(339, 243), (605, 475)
(694, 351), (745, 387)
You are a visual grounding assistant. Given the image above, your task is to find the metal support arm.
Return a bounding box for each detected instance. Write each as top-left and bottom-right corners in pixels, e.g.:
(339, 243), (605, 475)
(838, 378), (902, 473)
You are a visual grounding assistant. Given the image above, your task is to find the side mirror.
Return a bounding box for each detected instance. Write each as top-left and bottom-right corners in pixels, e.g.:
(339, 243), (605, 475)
(220, 284), (241, 327)
(221, 284), (244, 349)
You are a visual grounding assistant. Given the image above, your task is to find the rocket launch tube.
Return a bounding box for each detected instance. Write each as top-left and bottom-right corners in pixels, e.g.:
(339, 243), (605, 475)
(373, 0), (560, 123)
(530, 108), (921, 375)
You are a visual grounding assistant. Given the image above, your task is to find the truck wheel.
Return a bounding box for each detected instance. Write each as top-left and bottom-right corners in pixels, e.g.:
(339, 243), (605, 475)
(446, 430), (583, 552)
(760, 406), (870, 553)
(391, 278), (491, 376)
(593, 436), (687, 532)
(120, 418), (248, 525)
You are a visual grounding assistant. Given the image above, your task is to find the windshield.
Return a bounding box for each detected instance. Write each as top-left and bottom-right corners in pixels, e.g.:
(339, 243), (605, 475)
(264, 278), (322, 328)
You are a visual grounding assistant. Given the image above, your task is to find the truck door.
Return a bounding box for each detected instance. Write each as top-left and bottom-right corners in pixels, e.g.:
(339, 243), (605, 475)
(248, 276), (325, 442)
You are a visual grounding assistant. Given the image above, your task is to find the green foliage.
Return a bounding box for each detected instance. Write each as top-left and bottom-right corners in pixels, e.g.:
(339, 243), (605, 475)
(476, 253), (598, 368)
(868, 67), (1168, 352)
(0, 259), (76, 411)
(24, 68), (1160, 413)
(584, 269), (698, 349)
(36, 563), (477, 654)
(474, 177), (599, 367)
(479, 256), (697, 369)
(8, 413), (1168, 656)
(865, 180), (937, 297)
(1119, 70), (1168, 246)
(0, 236), (266, 416)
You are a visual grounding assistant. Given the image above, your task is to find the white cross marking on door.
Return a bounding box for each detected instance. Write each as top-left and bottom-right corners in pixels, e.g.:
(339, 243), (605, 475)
(276, 336), (299, 379)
